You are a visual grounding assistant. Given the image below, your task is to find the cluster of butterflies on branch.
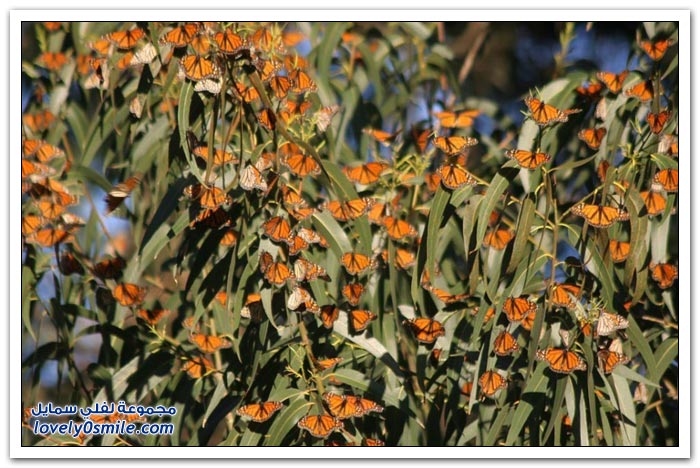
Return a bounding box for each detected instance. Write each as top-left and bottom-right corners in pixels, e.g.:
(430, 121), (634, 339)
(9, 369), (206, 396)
(21, 21), (678, 444)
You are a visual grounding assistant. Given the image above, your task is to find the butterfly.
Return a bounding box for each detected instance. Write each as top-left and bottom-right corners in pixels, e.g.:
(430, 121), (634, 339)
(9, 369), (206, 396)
(23, 110), (55, 133)
(411, 126), (431, 153)
(596, 70), (629, 94)
(21, 160), (56, 183)
(36, 199), (66, 219)
(316, 357), (343, 371)
(363, 438), (385, 446)
(362, 128), (400, 147)
(112, 283), (146, 307)
(647, 110), (671, 134)
(313, 105), (339, 132)
(504, 149), (551, 169)
(640, 37), (674, 61)
(479, 370), (508, 398)
(653, 168), (678, 193)
(297, 414), (344, 438)
(438, 163), (477, 190)
(324, 198), (375, 222)
(323, 392), (383, 419)
(624, 80), (655, 102)
(256, 108), (277, 131)
(578, 127), (607, 150)
(314, 305), (340, 329)
(483, 228), (515, 250)
(658, 134), (678, 157)
(191, 207), (232, 230)
(105, 175), (141, 214)
(21, 215), (46, 236)
(341, 253), (376, 276)
(236, 401), (284, 423)
(640, 190), (667, 216)
(524, 96), (581, 126)
(259, 251), (294, 286)
(424, 172), (441, 192)
(434, 109), (480, 128)
(575, 82), (603, 99)
(181, 356), (215, 379)
(536, 348), (587, 373)
(386, 248), (416, 270)
(58, 252), (84, 276)
(342, 162), (389, 185)
(160, 23), (200, 47)
(383, 216), (418, 241)
(286, 234), (309, 256)
(92, 256), (126, 280)
(348, 310), (377, 334)
(288, 68), (317, 93)
(137, 308), (170, 325)
(233, 81), (260, 103)
(106, 28), (145, 49)
(366, 202), (386, 225)
(571, 203), (629, 228)
(403, 317), (445, 345)
(425, 284), (469, 304)
(179, 55), (219, 81)
(493, 330), (520, 356)
(595, 311), (629, 337)
(189, 333), (232, 353)
(214, 28), (248, 55)
(269, 74), (292, 99)
(192, 146), (237, 167)
(606, 240), (631, 264)
(597, 350), (631, 374)
(239, 165), (268, 192)
(295, 228), (325, 246)
(26, 228), (73, 248)
(550, 283), (582, 308)
(649, 262), (678, 289)
(342, 283), (364, 306)
(37, 52), (68, 71)
(280, 142), (321, 177)
(262, 216), (292, 243)
(433, 136), (478, 155)
(502, 296), (537, 322)
(241, 293), (265, 322)
(293, 258), (329, 282)
(520, 308), (536, 331)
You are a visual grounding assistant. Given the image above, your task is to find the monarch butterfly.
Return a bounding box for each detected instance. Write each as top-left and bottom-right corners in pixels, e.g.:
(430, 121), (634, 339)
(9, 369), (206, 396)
(282, 29), (305, 47)
(324, 198), (375, 222)
(189, 206), (231, 229)
(411, 126), (431, 153)
(640, 37), (674, 61)
(181, 356), (214, 379)
(460, 381), (474, 397)
(483, 228), (515, 250)
(550, 283), (582, 308)
(239, 165), (268, 192)
(361, 202), (384, 225)
(36, 199), (66, 219)
(503, 296), (537, 322)
(438, 163), (477, 190)
(37, 52), (68, 71)
(646, 109), (671, 134)
(261, 216), (292, 243)
(241, 293), (265, 322)
(23, 109), (55, 133)
(236, 401), (284, 423)
(383, 216), (418, 241)
(256, 108), (277, 131)
(493, 330), (520, 356)
(596, 311), (629, 336)
(520, 308), (536, 331)
(293, 258), (329, 282)
(221, 229), (239, 246)
(286, 234), (309, 256)
(92, 256), (126, 280)
(363, 438), (385, 446)
(316, 357), (343, 371)
(214, 28), (248, 55)
(297, 414), (344, 438)
(427, 285), (469, 304)
(624, 80), (655, 102)
(424, 172), (441, 192)
(269, 74), (292, 99)
(323, 392), (383, 419)
(259, 251), (294, 286)
(578, 127), (607, 150)
(137, 308), (170, 325)
(433, 135), (478, 155)
(233, 81), (260, 102)
(189, 333), (232, 353)
(342, 283), (364, 306)
(653, 168), (678, 193)
(179, 55), (219, 81)
(479, 371), (508, 398)
(106, 28), (145, 49)
(649, 262), (678, 289)
(434, 109), (481, 128)
(571, 203), (628, 228)
(391, 247), (416, 270)
(341, 253), (375, 276)
(58, 251), (84, 276)
(181, 316), (199, 331)
(596, 70), (629, 94)
(342, 161), (389, 185)
(21, 160), (56, 182)
(640, 190), (667, 216)
(21, 215), (46, 236)
(294, 227), (324, 246)
(524, 96), (581, 126)
(280, 143), (321, 177)
(105, 175), (141, 214)
(349, 309), (377, 333)
(315, 305), (339, 329)
(597, 350), (630, 375)
(363, 128), (400, 147)
(504, 149), (551, 169)
(160, 23), (200, 47)
(192, 146), (237, 167)
(536, 348), (587, 373)
(403, 317), (445, 345)
(27, 228), (73, 248)
(289, 68), (317, 93)
(575, 82), (603, 99)
(112, 283), (146, 307)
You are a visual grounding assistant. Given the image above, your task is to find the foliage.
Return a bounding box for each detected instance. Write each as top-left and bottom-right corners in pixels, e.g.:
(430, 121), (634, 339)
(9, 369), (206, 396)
(21, 20), (679, 447)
